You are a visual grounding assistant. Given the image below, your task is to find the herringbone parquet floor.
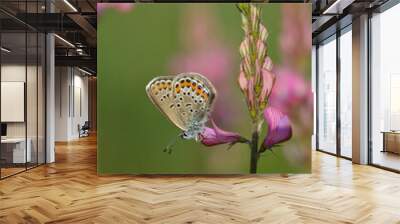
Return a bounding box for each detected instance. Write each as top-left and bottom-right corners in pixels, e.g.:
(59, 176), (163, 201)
(1, 135), (400, 224)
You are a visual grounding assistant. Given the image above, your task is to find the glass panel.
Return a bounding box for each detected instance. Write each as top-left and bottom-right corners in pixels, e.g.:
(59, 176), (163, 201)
(38, 32), (45, 165)
(27, 31), (38, 169)
(339, 29), (352, 158)
(371, 4), (400, 171)
(0, 1), (46, 178)
(26, 0), (39, 169)
(312, 45), (317, 151)
(317, 37), (337, 154)
(1, 31), (27, 177)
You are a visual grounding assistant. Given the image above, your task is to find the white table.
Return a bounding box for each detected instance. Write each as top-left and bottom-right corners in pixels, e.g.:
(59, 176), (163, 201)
(1, 138), (31, 163)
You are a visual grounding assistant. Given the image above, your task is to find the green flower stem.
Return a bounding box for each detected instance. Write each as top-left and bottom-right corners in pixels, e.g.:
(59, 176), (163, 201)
(249, 131), (259, 173)
(249, 120), (262, 173)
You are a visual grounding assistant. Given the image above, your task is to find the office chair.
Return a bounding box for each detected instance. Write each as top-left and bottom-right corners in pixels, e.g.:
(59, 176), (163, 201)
(79, 121), (90, 138)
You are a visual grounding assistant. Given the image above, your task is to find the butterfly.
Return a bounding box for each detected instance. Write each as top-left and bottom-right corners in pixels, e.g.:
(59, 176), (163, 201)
(146, 73), (217, 152)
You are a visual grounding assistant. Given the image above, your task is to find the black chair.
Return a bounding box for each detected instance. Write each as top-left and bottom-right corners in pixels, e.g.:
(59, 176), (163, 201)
(79, 121), (90, 138)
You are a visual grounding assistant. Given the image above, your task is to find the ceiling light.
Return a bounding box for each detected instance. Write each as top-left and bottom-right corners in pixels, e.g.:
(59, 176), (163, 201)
(1, 47), (11, 53)
(322, 0), (354, 15)
(322, 0), (342, 14)
(63, 0), (78, 12)
(76, 48), (85, 55)
(54, 34), (75, 48)
(78, 67), (93, 76)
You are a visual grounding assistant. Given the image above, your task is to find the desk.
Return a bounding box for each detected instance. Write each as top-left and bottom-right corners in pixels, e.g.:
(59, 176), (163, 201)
(1, 138), (31, 163)
(382, 131), (400, 154)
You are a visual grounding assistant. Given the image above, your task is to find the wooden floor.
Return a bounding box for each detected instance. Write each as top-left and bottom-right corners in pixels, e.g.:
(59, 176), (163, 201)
(1, 136), (400, 224)
(1, 167), (26, 178)
(372, 151), (400, 171)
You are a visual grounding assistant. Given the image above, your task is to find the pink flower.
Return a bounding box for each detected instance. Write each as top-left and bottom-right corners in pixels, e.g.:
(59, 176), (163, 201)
(269, 68), (312, 114)
(280, 5), (311, 68)
(168, 6), (236, 125)
(97, 3), (134, 15)
(237, 3), (272, 119)
(262, 107), (292, 150)
(170, 47), (232, 84)
(169, 6), (232, 84)
(199, 121), (244, 146)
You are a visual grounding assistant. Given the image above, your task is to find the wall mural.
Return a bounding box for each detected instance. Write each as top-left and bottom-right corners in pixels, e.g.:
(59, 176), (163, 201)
(98, 3), (312, 174)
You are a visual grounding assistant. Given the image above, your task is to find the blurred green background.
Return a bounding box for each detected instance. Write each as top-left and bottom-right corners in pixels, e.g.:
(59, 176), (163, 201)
(98, 3), (311, 174)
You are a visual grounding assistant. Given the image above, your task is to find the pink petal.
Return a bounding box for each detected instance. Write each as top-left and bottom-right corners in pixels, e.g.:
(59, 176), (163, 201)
(239, 37), (250, 58)
(247, 77), (255, 108)
(259, 67), (275, 103)
(238, 71), (248, 92)
(257, 40), (266, 61)
(262, 107), (292, 149)
(250, 6), (259, 31)
(258, 24), (268, 42)
(199, 121), (242, 147)
(243, 56), (252, 75)
(255, 59), (262, 84)
(263, 57), (273, 71)
(199, 127), (218, 146)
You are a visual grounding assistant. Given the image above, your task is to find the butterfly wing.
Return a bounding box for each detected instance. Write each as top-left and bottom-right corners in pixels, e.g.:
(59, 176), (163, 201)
(171, 73), (217, 129)
(146, 76), (187, 131)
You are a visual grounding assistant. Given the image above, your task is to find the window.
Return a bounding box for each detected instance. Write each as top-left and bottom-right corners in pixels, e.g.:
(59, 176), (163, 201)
(339, 28), (352, 158)
(0, 1), (46, 179)
(370, 3), (400, 171)
(317, 36), (337, 154)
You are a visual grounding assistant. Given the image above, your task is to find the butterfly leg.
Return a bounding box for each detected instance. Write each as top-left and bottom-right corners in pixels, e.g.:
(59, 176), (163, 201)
(163, 133), (184, 154)
(163, 147), (173, 154)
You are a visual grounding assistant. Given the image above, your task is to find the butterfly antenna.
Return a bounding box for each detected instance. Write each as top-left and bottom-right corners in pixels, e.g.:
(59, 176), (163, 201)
(163, 133), (183, 154)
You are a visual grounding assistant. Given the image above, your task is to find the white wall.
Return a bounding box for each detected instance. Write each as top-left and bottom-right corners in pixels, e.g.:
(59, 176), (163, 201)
(55, 67), (89, 141)
(1, 65), (37, 137)
(55, 67), (70, 141)
(1, 65), (26, 140)
(72, 73), (89, 138)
